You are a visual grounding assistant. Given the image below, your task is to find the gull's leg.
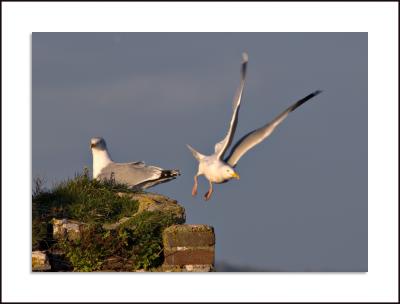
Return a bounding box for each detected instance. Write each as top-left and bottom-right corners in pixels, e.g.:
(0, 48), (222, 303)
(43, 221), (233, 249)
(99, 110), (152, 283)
(204, 181), (213, 201)
(192, 175), (198, 196)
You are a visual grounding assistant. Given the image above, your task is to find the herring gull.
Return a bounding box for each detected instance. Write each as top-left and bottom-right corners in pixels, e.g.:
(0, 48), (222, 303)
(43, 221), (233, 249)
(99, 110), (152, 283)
(187, 52), (322, 200)
(90, 137), (180, 190)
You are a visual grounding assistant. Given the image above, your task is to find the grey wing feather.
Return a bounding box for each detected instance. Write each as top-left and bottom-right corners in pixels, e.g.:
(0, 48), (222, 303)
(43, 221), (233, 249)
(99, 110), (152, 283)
(214, 52), (248, 159)
(97, 162), (178, 189)
(225, 90), (322, 167)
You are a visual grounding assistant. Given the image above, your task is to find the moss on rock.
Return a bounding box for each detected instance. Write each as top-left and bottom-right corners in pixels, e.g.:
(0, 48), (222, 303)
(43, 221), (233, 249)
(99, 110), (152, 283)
(118, 192), (186, 224)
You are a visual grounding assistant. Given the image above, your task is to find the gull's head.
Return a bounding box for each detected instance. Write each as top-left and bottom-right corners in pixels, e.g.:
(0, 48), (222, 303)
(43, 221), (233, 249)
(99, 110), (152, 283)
(222, 165), (240, 181)
(90, 137), (107, 151)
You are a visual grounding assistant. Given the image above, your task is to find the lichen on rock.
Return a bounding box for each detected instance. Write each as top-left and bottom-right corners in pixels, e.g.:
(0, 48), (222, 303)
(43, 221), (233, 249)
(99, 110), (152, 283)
(117, 192), (186, 224)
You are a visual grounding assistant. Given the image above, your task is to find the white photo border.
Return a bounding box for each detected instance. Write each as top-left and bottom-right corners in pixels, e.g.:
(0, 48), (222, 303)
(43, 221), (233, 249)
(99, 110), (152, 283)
(2, 2), (398, 302)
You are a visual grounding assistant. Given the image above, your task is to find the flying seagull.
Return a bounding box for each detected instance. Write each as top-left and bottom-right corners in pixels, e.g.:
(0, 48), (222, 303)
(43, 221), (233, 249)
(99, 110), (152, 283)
(90, 137), (180, 190)
(187, 52), (322, 200)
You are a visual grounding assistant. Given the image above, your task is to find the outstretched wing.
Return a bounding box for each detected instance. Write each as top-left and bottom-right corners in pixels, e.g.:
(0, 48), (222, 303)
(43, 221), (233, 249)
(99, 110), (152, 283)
(214, 52), (248, 160)
(225, 90), (322, 167)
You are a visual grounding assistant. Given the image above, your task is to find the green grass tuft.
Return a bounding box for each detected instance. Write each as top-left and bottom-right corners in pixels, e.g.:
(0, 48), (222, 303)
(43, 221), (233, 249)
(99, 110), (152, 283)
(32, 169), (179, 271)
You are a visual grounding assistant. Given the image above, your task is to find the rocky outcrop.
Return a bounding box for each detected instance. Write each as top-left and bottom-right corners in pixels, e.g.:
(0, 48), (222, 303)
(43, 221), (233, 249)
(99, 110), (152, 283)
(32, 192), (214, 272)
(102, 192), (186, 230)
(117, 192), (186, 223)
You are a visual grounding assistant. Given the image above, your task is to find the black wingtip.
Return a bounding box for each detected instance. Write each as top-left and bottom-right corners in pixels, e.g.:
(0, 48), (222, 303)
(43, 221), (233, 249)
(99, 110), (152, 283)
(161, 169), (181, 178)
(290, 90), (322, 112)
(241, 53), (248, 78)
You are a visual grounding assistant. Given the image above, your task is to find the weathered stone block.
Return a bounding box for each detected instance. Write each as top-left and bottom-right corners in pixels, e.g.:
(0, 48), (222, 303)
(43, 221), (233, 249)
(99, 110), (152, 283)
(32, 251), (51, 271)
(164, 247), (215, 265)
(52, 219), (86, 241)
(184, 264), (214, 272)
(161, 264), (214, 272)
(163, 224), (215, 248)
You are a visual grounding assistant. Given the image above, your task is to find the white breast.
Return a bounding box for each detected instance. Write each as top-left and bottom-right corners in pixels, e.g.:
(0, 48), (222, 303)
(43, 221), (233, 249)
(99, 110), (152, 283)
(200, 157), (227, 183)
(92, 149), (113, 178)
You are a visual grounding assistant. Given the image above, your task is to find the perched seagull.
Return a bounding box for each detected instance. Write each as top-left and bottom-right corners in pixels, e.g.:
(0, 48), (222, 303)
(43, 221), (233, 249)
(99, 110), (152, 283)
(187, 52), (322, 200)
(90, 137), (180, 190)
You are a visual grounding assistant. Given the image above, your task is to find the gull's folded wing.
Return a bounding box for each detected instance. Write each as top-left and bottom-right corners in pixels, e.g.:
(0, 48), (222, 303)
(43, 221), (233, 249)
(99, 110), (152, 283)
(98, 162), (166, 188)
(225, 90), (322, 167)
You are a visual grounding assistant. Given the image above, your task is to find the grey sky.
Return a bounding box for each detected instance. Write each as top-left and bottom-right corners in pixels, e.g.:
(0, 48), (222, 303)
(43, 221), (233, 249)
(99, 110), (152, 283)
(32, 32), (367, 271)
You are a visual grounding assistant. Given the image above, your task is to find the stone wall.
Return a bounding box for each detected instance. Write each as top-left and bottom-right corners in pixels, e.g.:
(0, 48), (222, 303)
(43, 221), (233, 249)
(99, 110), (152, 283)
(161, 224), (215, 272)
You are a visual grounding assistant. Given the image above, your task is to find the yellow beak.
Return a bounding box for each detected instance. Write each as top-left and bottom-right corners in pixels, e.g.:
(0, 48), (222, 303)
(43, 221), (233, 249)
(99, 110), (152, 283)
(231, 172), (240, 180)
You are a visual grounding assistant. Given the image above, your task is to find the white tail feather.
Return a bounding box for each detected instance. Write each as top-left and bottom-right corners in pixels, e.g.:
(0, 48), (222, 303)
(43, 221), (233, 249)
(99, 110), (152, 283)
(186, 144), (204, 161)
